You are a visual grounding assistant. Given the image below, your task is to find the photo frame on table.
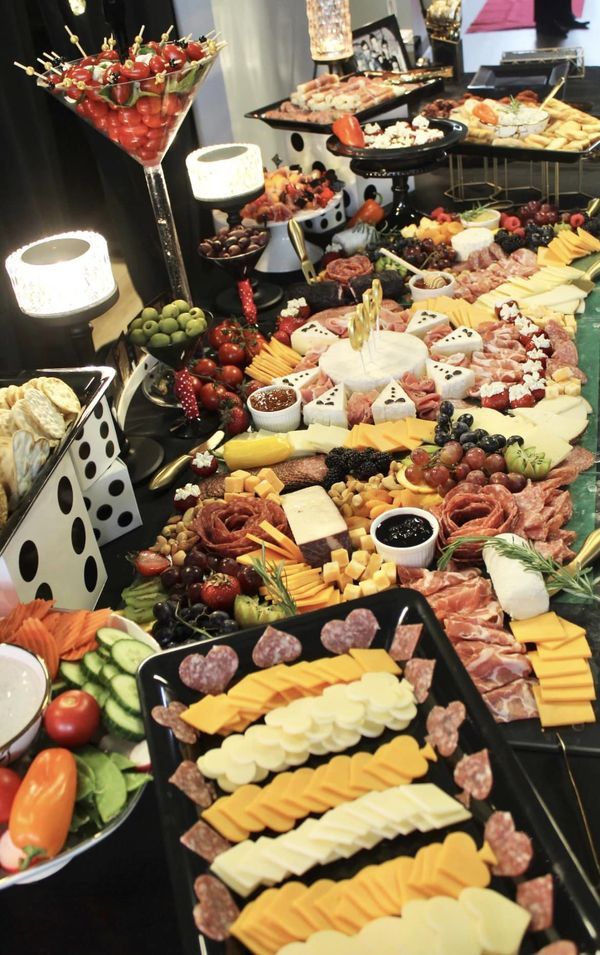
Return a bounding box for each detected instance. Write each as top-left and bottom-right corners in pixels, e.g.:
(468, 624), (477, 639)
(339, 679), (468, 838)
(352, 15), (412, 73)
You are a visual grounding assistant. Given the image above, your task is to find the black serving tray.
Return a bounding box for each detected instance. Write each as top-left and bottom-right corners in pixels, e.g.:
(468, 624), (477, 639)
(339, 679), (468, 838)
(457, 135), (600, 165)
(467, 62), (570, 99)
(138, 589), (600, 955)
(0, 366), (114, 550)
(245, 72), (444, 133)
(326, 116), (467, 172)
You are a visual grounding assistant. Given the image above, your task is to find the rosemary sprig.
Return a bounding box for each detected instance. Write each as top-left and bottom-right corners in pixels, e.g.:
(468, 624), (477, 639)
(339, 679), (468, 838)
(437, 535), (600, 602)
(460, 202), (497, 222)
(249, 544), (297, 617)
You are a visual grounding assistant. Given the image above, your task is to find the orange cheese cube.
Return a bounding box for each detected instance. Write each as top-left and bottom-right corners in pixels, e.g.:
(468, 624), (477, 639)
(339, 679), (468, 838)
(257, 467), (285, 493)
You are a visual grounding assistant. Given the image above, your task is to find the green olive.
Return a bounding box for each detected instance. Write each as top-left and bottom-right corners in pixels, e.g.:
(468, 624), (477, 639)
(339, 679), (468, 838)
(177, 312), (192, 328)
(142, 320), (160, 338)
(141, 306), (159, 321)
(161, 303), (179, 320)
(159, 317), (179, 334)
(188, 306), (205, 320)
(129, 328), (146, 346)
(185, 318), (206, 338)
(172, 298), (190, 314)
(149, 332), (171, 348)
(129, 316), (144, 330)
(170, 330), (187, 345)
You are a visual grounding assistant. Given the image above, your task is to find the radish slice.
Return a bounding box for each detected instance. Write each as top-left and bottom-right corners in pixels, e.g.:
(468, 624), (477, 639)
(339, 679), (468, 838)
(0, 830), (26, 872)
(99, 735), (151, 771)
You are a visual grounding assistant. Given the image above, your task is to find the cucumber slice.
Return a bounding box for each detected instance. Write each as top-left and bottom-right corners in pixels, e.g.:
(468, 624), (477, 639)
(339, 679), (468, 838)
(59, 661), (87, 689)
(110, 639), (154, 675)
(96, 627), (129, 650)
(82, 651), (104, 681)
(110, 673), (141, 716)
(100, 662), (120, 687)
(97, 645), (112, 661)
(82, 681), (109, 707)
(103, 697), (145, 741)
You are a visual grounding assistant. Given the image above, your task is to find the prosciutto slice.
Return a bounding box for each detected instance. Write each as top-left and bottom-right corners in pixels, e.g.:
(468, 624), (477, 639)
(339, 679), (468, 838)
(455, 643), (532, 693)
(483, 680), (538, 723)
(396, 566), (481, 597)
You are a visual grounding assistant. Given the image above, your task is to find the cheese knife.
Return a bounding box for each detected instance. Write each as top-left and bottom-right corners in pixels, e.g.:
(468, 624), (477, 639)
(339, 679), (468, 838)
(546, 527), (600, 596)
(288, 219), (318, 284)
(148, 429), (225, 492)
(571, 256), (600, 293)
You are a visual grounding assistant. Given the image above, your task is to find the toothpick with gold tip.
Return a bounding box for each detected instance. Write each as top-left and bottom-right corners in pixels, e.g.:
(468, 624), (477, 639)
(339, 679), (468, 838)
(131, 25), (145, 57)
(13, 62), (50, 85)
(348, 277), (383, 351)
(64, 25), (87, 58)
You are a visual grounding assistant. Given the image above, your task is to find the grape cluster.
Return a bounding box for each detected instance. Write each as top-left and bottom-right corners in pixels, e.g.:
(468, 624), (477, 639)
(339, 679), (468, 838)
(325, 447), (393, 487)
(523, 222), (555, 251)
(375, 235), (457, 270)
(151, 600), (239, 648)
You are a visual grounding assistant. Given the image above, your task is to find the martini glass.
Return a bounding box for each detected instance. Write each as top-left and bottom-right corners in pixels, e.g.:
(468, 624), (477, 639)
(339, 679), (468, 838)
(198, 228), (274, 323)
(39, 45), (221, 302)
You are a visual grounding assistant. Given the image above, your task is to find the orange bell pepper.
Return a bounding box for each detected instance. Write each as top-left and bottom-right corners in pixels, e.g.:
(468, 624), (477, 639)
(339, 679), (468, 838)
(9, 748), (77, 863)
(348, 198), (386, 228)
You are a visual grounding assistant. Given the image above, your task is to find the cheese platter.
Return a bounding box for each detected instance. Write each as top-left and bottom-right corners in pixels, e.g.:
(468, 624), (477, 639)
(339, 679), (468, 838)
(137, 590), (600, 955)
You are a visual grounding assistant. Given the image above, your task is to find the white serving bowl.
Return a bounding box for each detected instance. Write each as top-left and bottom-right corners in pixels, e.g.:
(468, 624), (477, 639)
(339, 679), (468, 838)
(408, 271), (456, 302)
(370, 507), (440, 568)
(460, 209), (501, 230)
(247, 384), (302, 433)
(0, 645), (51, 766)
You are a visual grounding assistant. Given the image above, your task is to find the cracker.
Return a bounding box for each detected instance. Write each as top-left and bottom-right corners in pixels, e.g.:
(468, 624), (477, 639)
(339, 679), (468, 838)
(547, 138), (567, 150)
(6, 385), (20, 409)
(30, 436), (50, 481)
(11, 399), (45, 440)
(0, 411), (16, 437)
(0, 485), (7, 526)
(0, 389), (9, 410)
(37, 377), (81, 417)
(12, 429), (35, 499)
(23, 390), (66, 441)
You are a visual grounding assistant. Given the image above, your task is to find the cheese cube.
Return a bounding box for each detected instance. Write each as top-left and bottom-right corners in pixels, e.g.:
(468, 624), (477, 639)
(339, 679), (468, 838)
(257, 468), (285, 493)
(353, 550), (370, 566)
(323, 561), (342, 585)
(343, 583), (362, 601)
(382, 562), (397, 583)
(551, 366), (572, 383)
(244, 475), (261, 492)
(224, 475), (245, 494)
(254, 479), (275, 498)
(564, 379), (581, 396)
(545, 383), (561, 399)
(364, 552), (383, 576)
(373, 569), (391, 591)
(360, 535), (375, 553)
(230, 469), (251, 481)
(349, 528), (365, 547)
(346, 559), (366, 581)
(331, 548), (349, 568)
(266, 492), (281, 503)
(360, 579), (378, 597)
(338, 573), (352, 591)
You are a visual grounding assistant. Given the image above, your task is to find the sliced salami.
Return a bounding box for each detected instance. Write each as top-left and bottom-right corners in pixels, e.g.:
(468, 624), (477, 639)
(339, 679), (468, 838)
(484, 810), (533, 876)
(426, 701), (466, 757)
(193, 874), (240, 941)
(453, 748), (493, 801)
(252, 626), (302, 668)
(320, 618), (351, 654)
(517, 874), (554, 932)
(181, 820), (231, 862)
(151, 701), (198, 744)
(404, 658), (436, 703)
(389, 623), (423, 661)
(343, 608), (380, 648)
(535, 943), (578, 955)
(179, 645), (239, 695)
(169, 760), (216, 808)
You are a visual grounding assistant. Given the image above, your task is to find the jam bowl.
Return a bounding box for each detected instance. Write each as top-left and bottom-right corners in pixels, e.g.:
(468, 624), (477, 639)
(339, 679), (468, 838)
(408, 271), (456, 302)
(247, 384), (302, 433)
(370, 506), (440, 567)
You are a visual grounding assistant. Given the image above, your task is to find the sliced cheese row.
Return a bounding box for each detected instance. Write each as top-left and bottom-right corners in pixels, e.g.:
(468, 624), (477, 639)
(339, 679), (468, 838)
(277, 889), (531, 955)
(212, 782), (470, 897)
(197, 672), (417, 792)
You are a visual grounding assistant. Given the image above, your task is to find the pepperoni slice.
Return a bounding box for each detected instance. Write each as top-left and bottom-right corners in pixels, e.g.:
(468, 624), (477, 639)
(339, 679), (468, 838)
(404, 658), (436, 703)
(180, 820), (231, 862)
(151, 701), (198, 744)
(193, 874), (240, 941)
(389, 623), (423, 661)
(426, 701), (466, 757)
(252, 626), (302, 668)
(453, 748), (493, 801)
(179, 645), (239, 695)
(517, 874), (554, 932)
(484, 810), (533, 876)
(169, 760), (216, 808)
(343, 608), (380, 648)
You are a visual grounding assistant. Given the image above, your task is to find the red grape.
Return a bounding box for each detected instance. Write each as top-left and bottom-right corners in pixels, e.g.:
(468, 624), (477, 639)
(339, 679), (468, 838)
(468, 469), (488, 487)
(453, 462), (471, 482)
(489, 472), (510, 487)
(427, 465), (450, 486)
(484, 453), (507, 475)
(410, 448), (430, 467)
(439, 478), (457, 496)
(423, 468), (440, 487)
(406, 466), (425, 484)
(439, 441), (463, 467)
(464, 447), (486, 469)
(506, 472), (527, 493)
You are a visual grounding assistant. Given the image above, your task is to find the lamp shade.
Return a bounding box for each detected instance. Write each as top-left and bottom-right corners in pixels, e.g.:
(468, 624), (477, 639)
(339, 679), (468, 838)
(186, 143), (264, 205)
(306, 0), (353, 62)
(5, 231), (117, 320)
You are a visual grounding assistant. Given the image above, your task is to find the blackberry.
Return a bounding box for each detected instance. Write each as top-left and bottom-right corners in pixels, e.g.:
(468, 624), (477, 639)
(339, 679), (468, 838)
(497, 232), (526, 254)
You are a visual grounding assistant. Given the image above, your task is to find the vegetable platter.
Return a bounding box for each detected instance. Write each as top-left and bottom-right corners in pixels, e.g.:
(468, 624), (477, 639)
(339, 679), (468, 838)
(138, 590), (600, 955)
(0, 603), (158, 888)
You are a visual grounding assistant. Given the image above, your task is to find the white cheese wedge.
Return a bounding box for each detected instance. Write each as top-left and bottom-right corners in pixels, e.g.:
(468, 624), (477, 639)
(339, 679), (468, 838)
(426, 358), (476, 399)
(302, 383), (348, 428)
(451, 227), (494, 262)
(406, 308), (450, 338)
(459, 888), (531, 955)
(371, 380), (416, 422)
(536, 394), (592, 415)
(431, 326), (483, 357)
(290, 321), (338, 355)
(281, 485), (351, 566)
(459, 407), (537, 442)
(511, 406), (587, 442)
(271, 367), (320, 390)
(483, 533), (549, 621)
(319, 331), (427, 390)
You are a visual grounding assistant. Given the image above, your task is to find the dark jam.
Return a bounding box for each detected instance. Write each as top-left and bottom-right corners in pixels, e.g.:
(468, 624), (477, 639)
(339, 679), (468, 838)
(375, 514), (433, 548)
(250, 387), (297, 413)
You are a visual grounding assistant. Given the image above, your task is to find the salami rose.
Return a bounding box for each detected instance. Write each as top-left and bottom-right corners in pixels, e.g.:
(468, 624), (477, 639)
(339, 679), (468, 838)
(193, 498), (289, 557)
(438, 483), (519, 563)
(325, 253), (373, 285)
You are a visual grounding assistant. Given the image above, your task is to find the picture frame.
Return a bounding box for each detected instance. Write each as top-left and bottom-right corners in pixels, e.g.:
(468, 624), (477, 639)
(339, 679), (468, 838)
(351, 15), (413, 73)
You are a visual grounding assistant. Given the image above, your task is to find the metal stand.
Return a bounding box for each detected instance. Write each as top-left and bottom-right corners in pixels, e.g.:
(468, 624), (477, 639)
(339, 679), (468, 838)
(445, 154), (500, 204)
(349, 154), (452, 227)
(144, 164), (192, 303)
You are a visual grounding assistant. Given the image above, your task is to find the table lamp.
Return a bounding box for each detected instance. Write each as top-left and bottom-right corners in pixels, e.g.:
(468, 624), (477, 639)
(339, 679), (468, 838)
(5, 230), (119, 364)
(306, 0), (353, 63)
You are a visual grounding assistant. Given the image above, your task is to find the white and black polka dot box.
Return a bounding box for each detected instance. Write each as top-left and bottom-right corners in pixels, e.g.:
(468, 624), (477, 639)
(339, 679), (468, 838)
(81, 457), (142, 547)
(0, 454), (107, 611)
(68, 397), (120, 490)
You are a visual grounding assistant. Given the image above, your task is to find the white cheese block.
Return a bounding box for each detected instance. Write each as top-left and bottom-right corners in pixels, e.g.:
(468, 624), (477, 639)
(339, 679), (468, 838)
(302, 383), (348, 428)
(319, 331), (427, 391)
(536, 394), (592, 415)
(290, 320), (338, 355)
(423, 898), (482, 955)
(371, 380), (417, 422)
(406, 308), (450, 338)
(483, 533), (549, 621)
(522, 424), (572, 468)
(426, 358), (476, 399)
(431, 326), (483, 357)
(523, 284), (587, 307)
(459, 888), (531, 955)
(451, 227), (495, 262)
(458, 407), (538, 442)
(281, 485), (351, 566)
(305, 422), (350, 452)
(271, 367), (320, 390)
(511, 407), (587, 442)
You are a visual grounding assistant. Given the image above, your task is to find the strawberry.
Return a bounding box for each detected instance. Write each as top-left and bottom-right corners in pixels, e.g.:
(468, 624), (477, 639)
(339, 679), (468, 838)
(200, 573), (241, 610)
(132, 550), (171, 577)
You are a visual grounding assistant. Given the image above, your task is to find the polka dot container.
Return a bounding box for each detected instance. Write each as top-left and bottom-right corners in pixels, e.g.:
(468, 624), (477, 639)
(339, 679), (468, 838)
(82, 456), (142, 547)
(68, 397), (120, 491)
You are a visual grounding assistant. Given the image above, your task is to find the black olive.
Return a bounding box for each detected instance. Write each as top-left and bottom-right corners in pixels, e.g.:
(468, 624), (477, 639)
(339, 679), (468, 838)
(437, 416), (451, 431)
(461, 442), (477, 451)
(490, 433), (507, 449)
(471, 429), (489, 442)
(479, 436), (497, 453)
(457, 413), (473, 427)
(459, 430), (477, 445)
(506, 435), (524, 446)
(439, 400), (454, 417)
(454, 421), (469, 436)
(434, 429), (450, 445)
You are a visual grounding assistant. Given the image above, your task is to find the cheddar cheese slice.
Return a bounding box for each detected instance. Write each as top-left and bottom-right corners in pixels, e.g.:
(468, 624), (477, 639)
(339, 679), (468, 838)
(532, 685), (596, 726)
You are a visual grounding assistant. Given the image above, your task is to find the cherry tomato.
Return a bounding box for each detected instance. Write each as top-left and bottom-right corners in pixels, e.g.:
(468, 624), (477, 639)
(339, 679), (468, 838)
(162, 43), (188, 70)
(43, 691), (101, 749)
(161, 93), (182, 116)
(208, 320), (241, 349)
(137, 146), (161, 164)
(121, 60), (151, 81)
(272, 329), (291, 346)
(100, 49), (120, 62)
(66, 66), (93, 84)
(139, 112), (167, 129)
(119, 128), (147, 151)
(186, 41), (206, 61)
(189, 375), (205, 397)
(86, 100), (109, 121)
(111, 83), (133, 107)
(149, 54), (167, 74)
(134, 550), (171, 577)
(0, 768), (21, 825)
(221, 390), (242, 407)
(245, 380), (262, 397)
(223, 405), (250, 436)
(332, 114), (365, 148)
(219, 364), (244, 388)
(103, 64), (122, 85)
(218, 342), (246, 366)
(136, 95), (163, 116)
(192, 357), (218, 378)
(199, 382), (229, 412)
(243, 328), (267, 358)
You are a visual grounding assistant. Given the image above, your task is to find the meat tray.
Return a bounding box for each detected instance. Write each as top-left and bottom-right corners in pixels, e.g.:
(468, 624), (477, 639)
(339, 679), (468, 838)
(0, 366), (115, 551)
(137, 589), (600, 955)
(246, 72), (444, 133)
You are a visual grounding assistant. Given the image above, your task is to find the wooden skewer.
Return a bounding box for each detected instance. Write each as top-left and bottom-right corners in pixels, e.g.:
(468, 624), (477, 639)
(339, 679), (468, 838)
(131, 24), (145, 56)
(44, 50), (62, 62)
(14, 61), (49, 82)
(160, 24), (174, 42)
(108, 35), (116, 50)
(37, 57), (60, 73)
(64, 25), (87, 58)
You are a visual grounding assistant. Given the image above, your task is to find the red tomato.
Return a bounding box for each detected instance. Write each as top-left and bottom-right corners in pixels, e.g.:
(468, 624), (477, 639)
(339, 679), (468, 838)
(219, 364), (244, 387)
(199, 382), (229, 412)
(119, 128), (147, 151)
(121, 60), (150, 81)
(272, 329), (291, 346)
(136, 96), (162, 116)
(140, 76), (164, 93)
(221, 390), (242, 407)
(192, 357), (218, 378)
(162, 43), (188, 70)
(43, 691), (101, 749)
(186, 41), (206, 61)
(148, 54), (167, 75)
(137, 146), (161, 164)
(117, 107), (142, 126)
(0, 768), (21, 825)
(332, 114), (365, 148)
(138, 113), (166, 129)
(189, 375), (205, 397)
(218, 342), (246, 366)
(208, 320), (241, 349)
(111, 83), (132, 107)
(243, 328), (267, 358)
(245, 380), (262, 397)
(223, 405), (250, 435)
(134, 550), (171, 577)
(162, 93), (182, 116)
(86, 100), (109, 121)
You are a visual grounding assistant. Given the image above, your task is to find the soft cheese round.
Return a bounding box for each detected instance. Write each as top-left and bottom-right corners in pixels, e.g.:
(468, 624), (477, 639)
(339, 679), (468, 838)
(319, 331), (427, 391)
